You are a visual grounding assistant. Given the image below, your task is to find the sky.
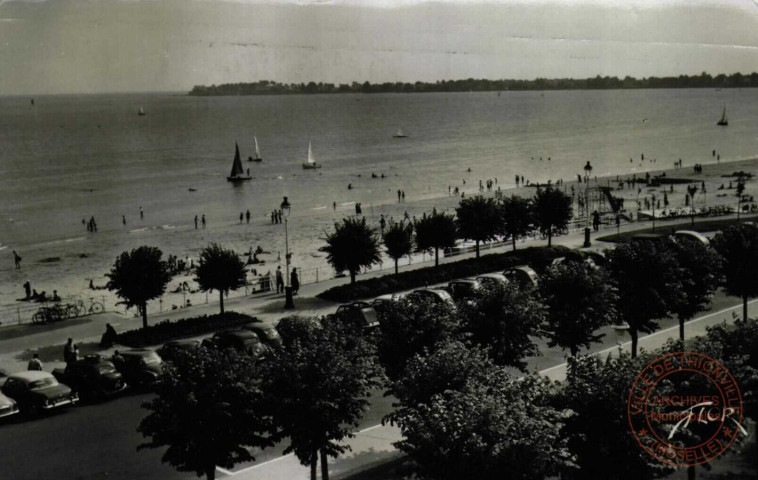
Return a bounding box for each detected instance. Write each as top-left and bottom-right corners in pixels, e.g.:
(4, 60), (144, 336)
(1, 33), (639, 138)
(1, 0), (757, 94)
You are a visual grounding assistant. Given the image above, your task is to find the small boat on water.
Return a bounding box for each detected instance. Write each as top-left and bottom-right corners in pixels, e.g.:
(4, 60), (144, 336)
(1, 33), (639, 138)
(717, 106), (728, 126)
(138, 106), (146, 116)
(393, 128), (407, 138)
(227, 142), (253, 182)
(302, 141), (322, 169)
(248, 136), (263, 162)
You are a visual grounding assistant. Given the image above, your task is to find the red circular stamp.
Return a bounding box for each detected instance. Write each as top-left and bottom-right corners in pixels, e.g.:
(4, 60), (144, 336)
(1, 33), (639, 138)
(627, 351), (744, 467)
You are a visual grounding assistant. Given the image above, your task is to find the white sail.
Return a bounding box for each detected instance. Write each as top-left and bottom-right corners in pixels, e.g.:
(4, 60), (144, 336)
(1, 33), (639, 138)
(307, 141), (316, 164)
(396, 128), (404, 137)
(254, 136), (261, 158)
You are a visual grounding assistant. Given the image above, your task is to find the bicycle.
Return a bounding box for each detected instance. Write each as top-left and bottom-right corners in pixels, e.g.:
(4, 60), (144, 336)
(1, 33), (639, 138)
(32, 304), (71, 325)
(70, 298), (105, 317)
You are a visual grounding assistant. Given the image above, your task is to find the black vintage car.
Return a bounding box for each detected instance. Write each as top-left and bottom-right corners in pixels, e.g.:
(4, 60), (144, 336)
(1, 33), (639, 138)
(157, 339), (202, 361)
(202, 330), (269, 360)
(1, 371), (78, 414)
(243, 323), (283, 348)
(52, 355), (127, 400)
(111, 349), (163, 388)
(332, 302), (380, 330)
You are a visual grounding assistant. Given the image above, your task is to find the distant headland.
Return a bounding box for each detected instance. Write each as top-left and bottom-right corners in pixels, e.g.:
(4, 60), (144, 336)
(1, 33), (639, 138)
(189, 72), (758, 96)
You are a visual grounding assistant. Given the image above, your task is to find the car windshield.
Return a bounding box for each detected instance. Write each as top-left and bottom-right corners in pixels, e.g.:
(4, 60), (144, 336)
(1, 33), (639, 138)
(27, 377), (58, 390)
(98, 364), (116, 375)
(140, 353), (162, 366)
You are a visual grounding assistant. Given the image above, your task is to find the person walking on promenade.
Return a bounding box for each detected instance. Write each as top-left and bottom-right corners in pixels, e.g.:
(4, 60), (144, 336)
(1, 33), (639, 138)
(27, 353), (43, 371)
(291, 268), (300, 295)
(13, 250), (21, 269)
(275, 266), (284, 294)
(592, 210), (601, 232)
(64, 338), (75, 365)
(380, 215), (386, 237)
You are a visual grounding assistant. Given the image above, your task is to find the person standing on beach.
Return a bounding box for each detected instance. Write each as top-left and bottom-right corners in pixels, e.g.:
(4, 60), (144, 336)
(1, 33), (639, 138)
(202, 214), (206, 228)
(194, 215), (198, 229)
(23, 281), (31, 300)
(27, 353), (43, 371)
(140, 206), (144, 219)
(275, 266), (284, 294)
(13, 250), (21, 269)
(246, 210), (250, 224)
(380, 215), (386, 236)
(240, 212), (243, 224)
(122, 215), (126, 226)
(291, 268), (300, 295)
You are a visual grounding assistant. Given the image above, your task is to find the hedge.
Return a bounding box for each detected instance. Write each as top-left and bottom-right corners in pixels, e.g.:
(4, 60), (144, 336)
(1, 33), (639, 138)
(117, 311), (259, 347)
(317, 246), (581, 303)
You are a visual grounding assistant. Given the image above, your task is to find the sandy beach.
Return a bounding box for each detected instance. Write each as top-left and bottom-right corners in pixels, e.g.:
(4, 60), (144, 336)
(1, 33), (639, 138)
(3, 153), (756, 327)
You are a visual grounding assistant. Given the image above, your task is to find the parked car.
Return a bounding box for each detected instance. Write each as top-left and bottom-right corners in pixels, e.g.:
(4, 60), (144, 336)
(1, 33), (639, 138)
(673, 230), (710, 246)
(202, 330), (269, 360)
(243, 323), (284, 348)
(52, 355), (127, 400)
(1, 371), (78, 414)
(504, 265), (539, 288)
(157, 339), (202, 361)
(445, 279), (482, 301)
(475, 273), (509, 289)
(0, 391), (19, 419)
(112, 349), (163, 388)
(333, 302), (380, 330)
(407, 288), (457, 310)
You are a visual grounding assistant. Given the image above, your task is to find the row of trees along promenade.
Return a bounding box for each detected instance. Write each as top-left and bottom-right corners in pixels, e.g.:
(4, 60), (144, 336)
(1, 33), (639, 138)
(100, 188), (758, 479)
(189, 72), (758, 96)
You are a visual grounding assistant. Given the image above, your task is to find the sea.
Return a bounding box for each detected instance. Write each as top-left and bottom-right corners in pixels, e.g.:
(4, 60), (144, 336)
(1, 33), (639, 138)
(1, 88), (757, 311)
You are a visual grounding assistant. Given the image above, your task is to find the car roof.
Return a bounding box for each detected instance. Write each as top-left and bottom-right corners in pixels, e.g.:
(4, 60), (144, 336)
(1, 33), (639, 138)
(9, 371), (54, 382)
(165, 339), (201, 346)
(121, 348), (158, 357)
(218, 329), (257, 338)
(245, 323), (275, 331)
(450, 278), (479, 285)
(673, 230), (710, 246)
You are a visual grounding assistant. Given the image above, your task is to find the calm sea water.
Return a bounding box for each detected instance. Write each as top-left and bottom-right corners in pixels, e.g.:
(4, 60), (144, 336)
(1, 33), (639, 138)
(1, 89), (757, 306)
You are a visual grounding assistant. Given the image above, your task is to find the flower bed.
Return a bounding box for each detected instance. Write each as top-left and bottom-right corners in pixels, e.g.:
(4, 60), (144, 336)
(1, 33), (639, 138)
(117, 311), (259, 347)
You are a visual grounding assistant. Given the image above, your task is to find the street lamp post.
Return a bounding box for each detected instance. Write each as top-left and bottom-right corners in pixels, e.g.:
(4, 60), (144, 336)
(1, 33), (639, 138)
(583, 161), (592, 248)
(281, 196), (294, 309)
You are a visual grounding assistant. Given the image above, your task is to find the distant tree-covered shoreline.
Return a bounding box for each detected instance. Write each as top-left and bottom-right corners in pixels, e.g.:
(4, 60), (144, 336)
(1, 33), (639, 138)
(189, 72), (758, 96)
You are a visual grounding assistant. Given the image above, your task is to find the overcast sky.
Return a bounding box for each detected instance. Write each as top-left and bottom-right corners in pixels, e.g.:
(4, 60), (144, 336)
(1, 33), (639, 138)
(1, 0), (757, 95)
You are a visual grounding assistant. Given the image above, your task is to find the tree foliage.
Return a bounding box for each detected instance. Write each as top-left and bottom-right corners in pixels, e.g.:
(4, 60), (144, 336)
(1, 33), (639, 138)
(560, 353), (675, 480)
(260, 316), (383, 480)
(606, 241), (684, 357)
(414, 211), (457, 266)
(458, 282), (546, 370)
(711, 223), (758, 323)
(669, 239), (723, 339)
(138, 347), (275, 480)
(376, 295), (460, 380)
(320, 217), (382, 284)
(455, 196), (500, 257)
(383, 221), (413, 275)
(532, 187), (573, 246)
(393, 355), (573, 480)
(107, 246), (171, 329)
(540, 260), (618, 356)
(498, 194), (533, 251)
(195, 243), (247, 314)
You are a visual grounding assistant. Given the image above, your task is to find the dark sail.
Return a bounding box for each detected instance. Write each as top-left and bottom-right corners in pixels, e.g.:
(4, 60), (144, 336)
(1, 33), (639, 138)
(231, 142), (244, 177)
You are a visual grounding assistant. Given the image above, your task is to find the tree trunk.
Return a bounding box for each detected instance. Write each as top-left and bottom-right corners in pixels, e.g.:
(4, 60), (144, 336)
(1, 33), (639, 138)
(679, 318), (685, 341)
(743, 294), (748, 323)
(547, 229), (552, 247)
(205, 465), (216, 480)
(512, 235), (517, 251)
(320, 450), (329, 480)
(394, 258), (398, 275)
(630, 328), (639, 359)
(219, 290), (225, 314)
(350, 269), (356, 284)
(569, 345), (578, 357)
(434, 247), (439, 266)
(141, 302), (148, 329)
(310, 450), (317, 480)
(475, 240), (480, 258)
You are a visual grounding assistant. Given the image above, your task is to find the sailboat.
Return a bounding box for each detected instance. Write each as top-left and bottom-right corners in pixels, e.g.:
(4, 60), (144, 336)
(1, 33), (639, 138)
(717, 106), (728, 126)
(248, 136), (263, 162)
(302, 141), (322, 169)
(393, 128), (407, 138)
(138, 106), (146, 116)
(227, 142), (253, 182)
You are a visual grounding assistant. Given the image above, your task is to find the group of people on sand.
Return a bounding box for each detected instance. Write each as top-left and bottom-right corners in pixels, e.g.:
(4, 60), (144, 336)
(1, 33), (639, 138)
(270, 210), (285, 224)
(84, 216), (98, 232)
(239, 210), (251, 224)
(21, 280), (61, 303)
